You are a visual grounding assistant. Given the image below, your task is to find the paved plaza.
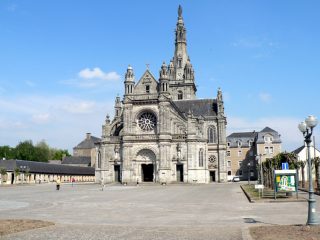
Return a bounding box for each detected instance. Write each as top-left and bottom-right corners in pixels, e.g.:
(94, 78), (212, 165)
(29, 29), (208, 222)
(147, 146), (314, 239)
(0, 183), (319, 239)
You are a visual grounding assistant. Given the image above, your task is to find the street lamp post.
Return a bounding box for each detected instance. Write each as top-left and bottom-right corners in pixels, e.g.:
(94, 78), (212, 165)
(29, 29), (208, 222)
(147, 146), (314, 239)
(298, 115), (319, 225)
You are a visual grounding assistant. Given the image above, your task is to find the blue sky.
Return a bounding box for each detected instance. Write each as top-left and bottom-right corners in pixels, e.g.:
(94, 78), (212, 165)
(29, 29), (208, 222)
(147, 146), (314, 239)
(0, 0), (320, 152)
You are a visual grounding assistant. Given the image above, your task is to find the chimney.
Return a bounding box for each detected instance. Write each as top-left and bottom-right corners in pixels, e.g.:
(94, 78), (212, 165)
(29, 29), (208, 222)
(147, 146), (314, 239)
(86, 133), (91, 140)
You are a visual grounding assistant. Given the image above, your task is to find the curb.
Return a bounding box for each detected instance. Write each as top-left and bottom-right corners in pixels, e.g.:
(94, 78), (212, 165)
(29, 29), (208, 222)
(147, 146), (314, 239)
(240, 185), (255, 203)
(241, 227), (253, 240)
(298, 187), (320, 195)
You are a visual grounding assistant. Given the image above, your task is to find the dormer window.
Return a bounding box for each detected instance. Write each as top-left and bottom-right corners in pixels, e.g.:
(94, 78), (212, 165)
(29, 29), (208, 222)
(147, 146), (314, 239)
(264, 136), (273, 143)
(248, 140), (252, 147)
(227, 142), (230, 147)
(237, 141), (242, 148)
(146, 85), (150, 93)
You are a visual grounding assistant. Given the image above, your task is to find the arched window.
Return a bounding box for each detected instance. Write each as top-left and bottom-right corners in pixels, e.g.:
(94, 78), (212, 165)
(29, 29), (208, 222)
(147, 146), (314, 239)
(228, 171), (232, 176)
(178, 91), (183, 100)
(199, 148), (204, 167)
(207, 126), (217, 143)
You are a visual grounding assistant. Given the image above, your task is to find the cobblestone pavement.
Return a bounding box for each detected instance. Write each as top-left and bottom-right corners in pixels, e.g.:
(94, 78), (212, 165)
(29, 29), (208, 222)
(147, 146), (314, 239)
(0, 183), (318, 239)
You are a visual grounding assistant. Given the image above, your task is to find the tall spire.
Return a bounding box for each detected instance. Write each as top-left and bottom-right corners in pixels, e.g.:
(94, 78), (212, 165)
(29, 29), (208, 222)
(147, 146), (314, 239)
(178, 5), (182, 18)
(167, 5), (197, 100)
(173, 5), (188, 80)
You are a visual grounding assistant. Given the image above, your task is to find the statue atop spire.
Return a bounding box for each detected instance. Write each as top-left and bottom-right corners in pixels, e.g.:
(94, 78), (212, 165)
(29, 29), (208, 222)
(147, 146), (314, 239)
(178, 5), (182, 18)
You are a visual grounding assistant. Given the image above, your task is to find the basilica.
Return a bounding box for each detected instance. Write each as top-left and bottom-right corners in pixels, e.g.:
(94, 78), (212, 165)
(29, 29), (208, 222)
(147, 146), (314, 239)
(95, 6), (227, 184)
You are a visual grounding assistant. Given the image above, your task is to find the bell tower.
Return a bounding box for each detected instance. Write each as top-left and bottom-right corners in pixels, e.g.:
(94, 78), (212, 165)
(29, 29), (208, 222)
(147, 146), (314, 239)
(169, 5), (197, 100)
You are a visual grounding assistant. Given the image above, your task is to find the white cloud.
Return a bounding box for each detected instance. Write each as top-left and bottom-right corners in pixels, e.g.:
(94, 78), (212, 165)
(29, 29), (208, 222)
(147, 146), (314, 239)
(227, 116), (310, 152)
(0, 119), (26, 130)
(78, 68), (120, 81)
(60, 101), (96, 114)
(61, 68), (121, 88)
(32, 113), (50, 124)
(259, 92), (272, 103)
(0, 94), (114, 151)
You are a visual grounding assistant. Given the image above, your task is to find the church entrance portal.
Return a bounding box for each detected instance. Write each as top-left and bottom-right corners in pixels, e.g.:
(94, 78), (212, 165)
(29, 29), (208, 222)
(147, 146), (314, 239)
(210, 171), (216, 182)
(141, 164), (154, 182)
(176, 164), (184, 182)
(136, 149), (157, 182)
(114, 165), (121, 182)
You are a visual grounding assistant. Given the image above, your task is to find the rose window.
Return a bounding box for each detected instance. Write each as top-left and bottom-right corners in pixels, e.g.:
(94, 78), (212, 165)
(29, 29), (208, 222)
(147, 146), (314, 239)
(138, 112), (156, 131)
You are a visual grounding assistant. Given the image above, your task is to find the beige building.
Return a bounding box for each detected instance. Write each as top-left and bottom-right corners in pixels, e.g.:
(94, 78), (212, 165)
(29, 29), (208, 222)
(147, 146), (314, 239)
(62, 133), (101, 167)
(0, 159), (95, 185)
(226, 127), (282, 181)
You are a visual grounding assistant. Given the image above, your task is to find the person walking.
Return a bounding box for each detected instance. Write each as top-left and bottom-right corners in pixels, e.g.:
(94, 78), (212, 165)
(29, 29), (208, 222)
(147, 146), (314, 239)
(56, 178), (61, 190)
(71, 177), (75, 187)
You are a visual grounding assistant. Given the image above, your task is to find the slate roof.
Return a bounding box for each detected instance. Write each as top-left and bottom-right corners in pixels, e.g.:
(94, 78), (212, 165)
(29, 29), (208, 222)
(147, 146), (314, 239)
(0, 159), (15, 170)
(256, 127), (282, 144)
(62, 156), (91, 166)
(0, 160), (95, 175)
(292, 145), (320, 155)
(227, 132), (257, 148)
(260, 127), (277, 133)
(74, 136), (101, 149)
(227, 132), (257, 139)
(292, 146), (305, 155)
(172, 99), (217, 117)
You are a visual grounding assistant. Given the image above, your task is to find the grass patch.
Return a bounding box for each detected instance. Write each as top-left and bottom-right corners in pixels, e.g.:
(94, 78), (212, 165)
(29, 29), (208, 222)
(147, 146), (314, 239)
(0, 219), (54, 236)
(250, 225), (320, 240)
(241, 184), (301, 201)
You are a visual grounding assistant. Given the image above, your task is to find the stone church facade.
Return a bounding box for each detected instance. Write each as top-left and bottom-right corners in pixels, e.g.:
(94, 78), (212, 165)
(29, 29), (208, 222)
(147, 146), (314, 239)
(95, 6), (227, 184)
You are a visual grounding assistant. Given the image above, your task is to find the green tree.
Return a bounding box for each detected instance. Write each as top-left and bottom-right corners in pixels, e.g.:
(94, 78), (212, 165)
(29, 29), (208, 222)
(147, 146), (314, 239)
(1, 141), (71, 162)
(15, 140), (35, 160)
(0, 167), (7, 183)
(51, 149), (71, 160)
(34, 140), (50, 162)
(262, 152), (297, 189)
(0, 145), (16, 159)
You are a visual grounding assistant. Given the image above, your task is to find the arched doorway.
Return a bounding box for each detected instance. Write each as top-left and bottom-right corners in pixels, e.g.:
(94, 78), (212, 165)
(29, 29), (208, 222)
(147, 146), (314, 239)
(136, 149), (157, 182)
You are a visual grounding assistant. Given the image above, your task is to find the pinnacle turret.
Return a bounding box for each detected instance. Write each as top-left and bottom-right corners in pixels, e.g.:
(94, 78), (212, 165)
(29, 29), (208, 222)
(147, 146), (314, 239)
(124, 65), (135, 95)
(114, 96), (122, 118)
(159, 62), (169, 93)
